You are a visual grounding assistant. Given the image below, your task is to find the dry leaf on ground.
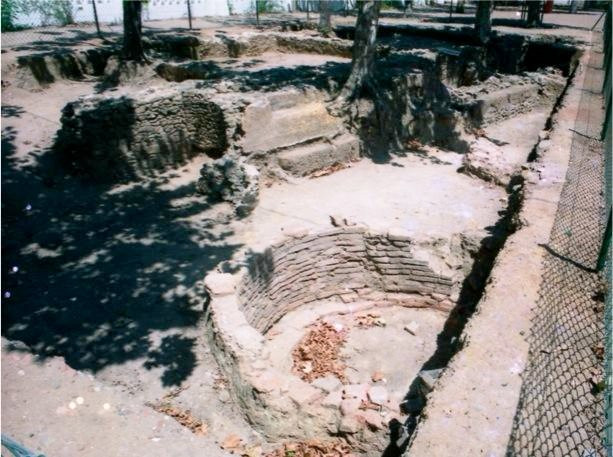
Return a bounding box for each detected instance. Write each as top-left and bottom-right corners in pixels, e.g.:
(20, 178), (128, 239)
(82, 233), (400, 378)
(264, 439), (353, 457)
(292, 321), (347, 382)
(221, 434), (243, 450)
(148, 402), (208, 435)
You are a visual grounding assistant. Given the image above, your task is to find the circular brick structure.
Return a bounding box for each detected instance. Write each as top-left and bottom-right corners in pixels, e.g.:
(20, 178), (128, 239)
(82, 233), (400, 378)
(204, 226), (454, 444)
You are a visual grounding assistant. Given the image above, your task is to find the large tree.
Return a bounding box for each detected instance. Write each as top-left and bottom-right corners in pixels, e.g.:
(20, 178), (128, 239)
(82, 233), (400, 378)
(474, 0), (492, 45)
(334, 0), (381, 104)
(123, 0), (145, 61)
(318, 0), (332, 35)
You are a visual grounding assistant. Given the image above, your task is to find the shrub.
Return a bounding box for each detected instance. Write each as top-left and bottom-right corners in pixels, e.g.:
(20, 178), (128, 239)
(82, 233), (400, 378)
(20, 0), (75, 26)
(1, 0), (20, 31)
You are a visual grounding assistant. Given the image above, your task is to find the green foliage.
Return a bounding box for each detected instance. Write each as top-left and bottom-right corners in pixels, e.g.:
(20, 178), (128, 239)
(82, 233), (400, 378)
(380, 0), (404, 11)
(254, 0), (281, 14)
(20, 0), (75, 26)
(1, 0), (20, 31)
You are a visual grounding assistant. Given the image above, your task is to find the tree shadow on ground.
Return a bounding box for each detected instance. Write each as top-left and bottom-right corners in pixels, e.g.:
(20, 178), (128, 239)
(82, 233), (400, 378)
(8, 29), (120, 53)
(154, 58), (349, 93)
(379, 178), (524, 456)
(1, 124), (241, 387)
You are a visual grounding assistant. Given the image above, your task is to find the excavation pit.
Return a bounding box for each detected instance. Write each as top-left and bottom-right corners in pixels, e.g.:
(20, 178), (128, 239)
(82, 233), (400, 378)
(204, 227), (454, 450)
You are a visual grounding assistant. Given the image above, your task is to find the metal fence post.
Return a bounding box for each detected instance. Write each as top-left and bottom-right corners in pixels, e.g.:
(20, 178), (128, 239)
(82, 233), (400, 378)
(92, 0), (101, 38)
(187, 0), (192, 30)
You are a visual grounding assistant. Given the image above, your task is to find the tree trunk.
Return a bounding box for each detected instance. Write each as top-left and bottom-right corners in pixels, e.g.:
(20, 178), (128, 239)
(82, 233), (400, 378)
(475, 0), (492, 45)
(335, 0), (381, 102)
(403, 0), (413, 17)
(526, 0), (543, 27)
(255, 0), (260, 26)
(123, 0), (144, 61)
(318, 0), (332, 34)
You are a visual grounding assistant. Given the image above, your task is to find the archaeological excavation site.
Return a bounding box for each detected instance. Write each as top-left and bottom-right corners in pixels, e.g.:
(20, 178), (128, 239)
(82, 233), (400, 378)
(1, 1), (611, 457)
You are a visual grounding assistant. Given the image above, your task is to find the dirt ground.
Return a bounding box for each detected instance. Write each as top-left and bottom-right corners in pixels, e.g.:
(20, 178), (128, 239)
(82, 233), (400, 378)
(0, 6), (605, 457)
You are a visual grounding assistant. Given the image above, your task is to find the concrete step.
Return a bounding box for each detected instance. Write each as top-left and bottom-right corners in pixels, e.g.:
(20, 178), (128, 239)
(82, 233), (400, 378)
(241, 95), (343, 154)
(277, 134), (360, 177)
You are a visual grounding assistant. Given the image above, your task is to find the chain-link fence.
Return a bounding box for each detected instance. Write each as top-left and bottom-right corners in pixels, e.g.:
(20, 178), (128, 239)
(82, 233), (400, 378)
(0, 0), (352, 49)
(601, 5), (612, 455)
(1, 0), (230, 49)
(506, 14), (611, 457)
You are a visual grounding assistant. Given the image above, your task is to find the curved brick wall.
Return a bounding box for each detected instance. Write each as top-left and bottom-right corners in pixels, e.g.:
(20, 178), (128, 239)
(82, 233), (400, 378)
(237, 227), (453, 333)
(203, 227), (454, 442)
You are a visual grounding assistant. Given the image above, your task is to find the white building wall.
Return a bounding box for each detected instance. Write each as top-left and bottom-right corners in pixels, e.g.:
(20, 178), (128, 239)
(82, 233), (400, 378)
(10, 0), (586, 29)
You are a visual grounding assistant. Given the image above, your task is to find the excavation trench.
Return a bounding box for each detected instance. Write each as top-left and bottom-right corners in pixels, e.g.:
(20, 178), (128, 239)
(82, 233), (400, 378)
(196, 31), (577, 457)
(13, 25), (580, 457)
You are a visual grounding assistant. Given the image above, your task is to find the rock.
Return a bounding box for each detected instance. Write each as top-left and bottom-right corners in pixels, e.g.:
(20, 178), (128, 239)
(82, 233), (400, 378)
(329, 214), (356, 227)
(342, 384), (369, 401)
(221, 434), (242, 450)
(395, 424), (410, 448)
(218, 389), (231, 403)
(418, 368), (443, 396)
(387, 227), (412, 241)
(400, 396), (424, 414)
(321, 390), (343, 409)
(204, 273), (235, 296)
(437, 299), (454, 311)
(251, 370), (283, 394)
(312, 375), (342, 393)
(340, 398), (362, 416)
(362, 410), (383, 430)
(338, 416), (361, 434)
(538, 130), (549, 141)
(371, 371), (385, 383)
(462, 137), (517, 187)
(367, 386), (389, 406)
(287, 382), (321, 407)
(404, 321), (420, 335)
(197, 157), (259, 217)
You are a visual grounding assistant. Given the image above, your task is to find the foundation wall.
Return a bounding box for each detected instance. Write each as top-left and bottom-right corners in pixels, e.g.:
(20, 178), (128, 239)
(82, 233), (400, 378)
(237, 228), (453, 333)
(56, 88), (229, 181)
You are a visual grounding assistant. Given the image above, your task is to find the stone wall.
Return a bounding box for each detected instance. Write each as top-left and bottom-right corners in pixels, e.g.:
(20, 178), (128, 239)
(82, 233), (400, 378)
(147, 32), (352, 62)
(56, 87), (229, 182)
(237, 227), (453, 333)
(14, 48), (113, 89)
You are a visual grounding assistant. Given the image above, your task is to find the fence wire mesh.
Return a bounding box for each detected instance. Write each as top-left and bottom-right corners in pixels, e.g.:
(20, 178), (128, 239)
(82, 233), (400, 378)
(0, 0), (321, 49)
(506, 28), (609, 457)
(1, 0), (196, 49)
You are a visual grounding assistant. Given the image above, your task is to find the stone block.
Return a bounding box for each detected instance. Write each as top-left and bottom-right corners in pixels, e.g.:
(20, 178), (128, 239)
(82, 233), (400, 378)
(343, 384), (369, 401)
(251, 370), (283, 394)
(418, 369), (443, 396)
(367, 386), (389, 406)
(331, 133), (361, 161)
(362, 410), (384, 430)
(288, 381), (322, 407)
(338, 416), (361, 434)
(387, 227), (412, 242)
(312, 375), (342, 393)
(205, 272), (236, 296)
(340, 398), (362, 416)
(321, 389), (343, 409)
(404, 321), (420, 335)
(242, 101), (341, 153)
